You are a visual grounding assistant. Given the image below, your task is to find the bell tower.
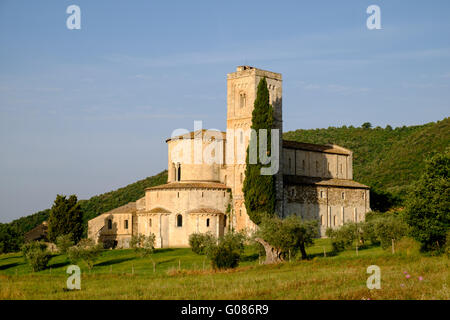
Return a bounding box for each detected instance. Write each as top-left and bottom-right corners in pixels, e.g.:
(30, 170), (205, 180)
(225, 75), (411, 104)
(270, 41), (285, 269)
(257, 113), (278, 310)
(225, 66), (283, 231)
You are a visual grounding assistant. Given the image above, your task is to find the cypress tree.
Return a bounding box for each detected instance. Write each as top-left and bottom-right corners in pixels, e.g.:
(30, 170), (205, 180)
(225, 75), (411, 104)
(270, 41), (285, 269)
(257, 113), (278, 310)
(242, 77), (276, 225)
(48, 194), (83, 243)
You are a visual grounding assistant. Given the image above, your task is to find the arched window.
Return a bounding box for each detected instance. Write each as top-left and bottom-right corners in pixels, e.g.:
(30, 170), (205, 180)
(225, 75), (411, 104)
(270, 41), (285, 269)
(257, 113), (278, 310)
(149, 218), (152, 227)
(240, 172), (243, 183)
(176, 214), (183, 227)
(224, 215), (227, 227)
(107, 219), (112, 230)
(341, 192), (345, 200)
(224, 175), (227, 185)
(124, 220), (128, 229)
(320, 215), (324, 226)
(177, 165), (181, 181)
(240, 92), (246, 108)
(206, 218), (210, 227)
(240, 131), (243, 144)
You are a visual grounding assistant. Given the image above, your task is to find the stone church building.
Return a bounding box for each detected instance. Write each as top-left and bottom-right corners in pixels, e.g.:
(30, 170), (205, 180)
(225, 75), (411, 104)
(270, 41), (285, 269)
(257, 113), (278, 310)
(88, 66), (370, 248)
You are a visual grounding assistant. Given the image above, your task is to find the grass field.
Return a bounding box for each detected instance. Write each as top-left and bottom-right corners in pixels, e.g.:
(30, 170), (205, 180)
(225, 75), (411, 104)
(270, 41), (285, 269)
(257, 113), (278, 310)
(0, 239), (448, 300)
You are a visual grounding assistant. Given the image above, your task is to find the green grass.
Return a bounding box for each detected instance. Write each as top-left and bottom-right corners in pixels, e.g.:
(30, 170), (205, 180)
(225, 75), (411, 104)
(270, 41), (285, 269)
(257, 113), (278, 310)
(1, 239), (448, 300)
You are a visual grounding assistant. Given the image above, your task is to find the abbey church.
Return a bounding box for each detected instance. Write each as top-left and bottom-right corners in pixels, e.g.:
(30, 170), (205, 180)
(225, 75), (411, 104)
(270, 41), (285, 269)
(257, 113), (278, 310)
(88, 66), (370, 248)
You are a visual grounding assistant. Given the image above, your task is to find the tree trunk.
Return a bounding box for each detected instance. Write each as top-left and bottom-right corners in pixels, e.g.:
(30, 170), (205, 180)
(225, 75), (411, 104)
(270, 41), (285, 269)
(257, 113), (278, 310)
(255, 238), (284, 264)
(299, 243), (308, 260)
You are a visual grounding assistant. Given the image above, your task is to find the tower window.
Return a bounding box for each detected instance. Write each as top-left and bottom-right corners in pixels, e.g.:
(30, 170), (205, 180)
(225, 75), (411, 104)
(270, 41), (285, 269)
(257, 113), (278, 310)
(149, 219), (152, 227)
(206, 218), (210, 227)
(240, 131), (243, 144)
(239, 209), (242, 217)
(124, 220), (128, 229)
(177, 165), (181, 181)
(176, 214), (183, 227)
(340, 164), (343, 174)
(107, 219), (112, 230)
(240, 172), (243, 183)
(320, 215), (324, 226)
(224, 215), (227, 227)
(341, 192), (345, 200)
(239, 93), (246, 108)
(333, 216), (336, 226)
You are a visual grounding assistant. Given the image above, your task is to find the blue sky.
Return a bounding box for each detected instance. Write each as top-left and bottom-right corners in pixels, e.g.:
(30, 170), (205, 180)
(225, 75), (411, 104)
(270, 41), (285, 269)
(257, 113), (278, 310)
(0, 0), (449, 222)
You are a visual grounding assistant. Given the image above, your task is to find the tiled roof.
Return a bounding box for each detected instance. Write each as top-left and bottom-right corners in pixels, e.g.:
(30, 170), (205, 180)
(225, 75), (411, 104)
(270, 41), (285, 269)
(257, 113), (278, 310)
(24, 222), (48, 242)
(166, 129), (227, 142)
(148, 207), (171, 213)
(146, 182), (229, 191)
(282, 140), (351, 155)
(186, 207), (224, 214)
(284, 175), (369, 189)
(102, 202), (137, 215)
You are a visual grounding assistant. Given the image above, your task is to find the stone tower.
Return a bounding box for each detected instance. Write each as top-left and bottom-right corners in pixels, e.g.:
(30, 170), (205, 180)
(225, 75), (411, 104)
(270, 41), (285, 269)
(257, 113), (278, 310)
(224, 66), (284, 231)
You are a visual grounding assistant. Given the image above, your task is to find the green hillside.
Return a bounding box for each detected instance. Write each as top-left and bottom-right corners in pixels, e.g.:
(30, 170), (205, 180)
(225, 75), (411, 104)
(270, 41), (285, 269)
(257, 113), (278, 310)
(283, 117), (449, 200)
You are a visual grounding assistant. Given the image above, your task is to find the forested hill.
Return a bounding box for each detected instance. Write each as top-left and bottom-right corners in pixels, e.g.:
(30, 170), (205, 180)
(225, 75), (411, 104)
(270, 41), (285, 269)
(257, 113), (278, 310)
(283, 117), (449, 199)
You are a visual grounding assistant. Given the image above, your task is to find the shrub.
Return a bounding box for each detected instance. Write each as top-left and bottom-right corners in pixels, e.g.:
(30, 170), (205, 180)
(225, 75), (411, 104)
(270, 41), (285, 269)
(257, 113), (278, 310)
(209, 243), (241, 270)
(21, 241), (52, 272)
(67, 238), (102, 270)
(362, 220), (379, 245)
(208, 231), (246, 270)
(130, 233), (156, 257)
(326, 222), (362, 252)
(189, 232), (216, 255)
(56, 234), (74, 255)
(395, 237), (421, 256)
(372, 216), (409, 249)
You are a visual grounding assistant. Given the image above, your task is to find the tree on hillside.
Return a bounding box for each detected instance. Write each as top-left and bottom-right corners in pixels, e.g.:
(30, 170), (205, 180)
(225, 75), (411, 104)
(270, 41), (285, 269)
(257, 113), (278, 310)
(48, 195), (83, 244)
(405, 149), (450, 252)
(243, 77), (276, 225)
(361, 122), (372, 129)
(0, 224), (22, 253)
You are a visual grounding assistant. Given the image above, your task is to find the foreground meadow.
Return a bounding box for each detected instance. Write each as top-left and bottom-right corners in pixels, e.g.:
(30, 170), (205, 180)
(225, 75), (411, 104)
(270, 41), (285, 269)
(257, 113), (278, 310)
(0, 239), (448, 300)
